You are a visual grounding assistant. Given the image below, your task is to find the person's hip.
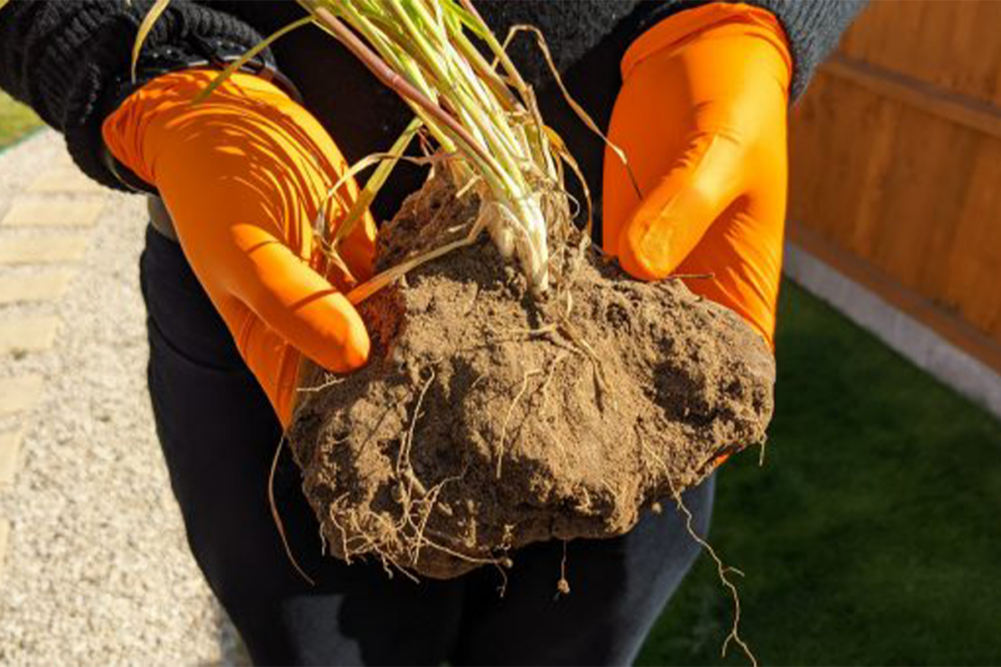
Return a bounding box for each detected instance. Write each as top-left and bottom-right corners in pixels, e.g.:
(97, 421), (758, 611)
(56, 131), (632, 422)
(140, 220), (244, 371)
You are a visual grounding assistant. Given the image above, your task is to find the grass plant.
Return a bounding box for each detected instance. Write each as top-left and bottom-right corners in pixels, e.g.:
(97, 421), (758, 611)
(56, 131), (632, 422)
(135, 0), (595, 300)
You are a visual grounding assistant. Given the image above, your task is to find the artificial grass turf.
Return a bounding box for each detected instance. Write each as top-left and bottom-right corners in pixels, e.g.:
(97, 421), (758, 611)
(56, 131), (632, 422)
(0, 91), (41, 149)
(639, 280), (1001, 666)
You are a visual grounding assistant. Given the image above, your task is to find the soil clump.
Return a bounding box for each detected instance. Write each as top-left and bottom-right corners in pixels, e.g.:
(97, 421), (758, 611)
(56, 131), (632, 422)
(288, 176), (775, 579)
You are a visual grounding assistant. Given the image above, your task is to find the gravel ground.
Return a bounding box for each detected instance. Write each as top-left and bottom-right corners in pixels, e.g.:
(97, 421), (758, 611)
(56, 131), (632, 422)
(0, 130), (241, 665)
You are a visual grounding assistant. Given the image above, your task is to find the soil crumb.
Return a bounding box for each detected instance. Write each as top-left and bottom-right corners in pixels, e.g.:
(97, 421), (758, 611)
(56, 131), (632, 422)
(288, 176), (775, 579)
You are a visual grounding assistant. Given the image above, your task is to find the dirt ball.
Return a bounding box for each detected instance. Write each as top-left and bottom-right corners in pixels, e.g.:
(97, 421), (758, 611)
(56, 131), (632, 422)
(288, 178), (774, 579)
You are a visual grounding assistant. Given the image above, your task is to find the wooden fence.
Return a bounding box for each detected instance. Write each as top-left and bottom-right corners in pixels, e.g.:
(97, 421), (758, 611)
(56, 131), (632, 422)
(788, 0), (1001, 373)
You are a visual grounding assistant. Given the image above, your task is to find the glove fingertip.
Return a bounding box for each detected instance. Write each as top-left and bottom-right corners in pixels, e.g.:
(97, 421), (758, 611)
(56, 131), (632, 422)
(618, 222), (673, 282)
(311, 309), (371, 374)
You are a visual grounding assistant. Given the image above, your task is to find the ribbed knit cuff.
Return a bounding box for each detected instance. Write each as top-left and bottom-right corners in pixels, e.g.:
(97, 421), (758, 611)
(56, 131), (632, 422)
(637, 0), (867, 102)
(751, 0), (866, 100)
(69, 0), (280, 191)
(0, 0), (278, 191)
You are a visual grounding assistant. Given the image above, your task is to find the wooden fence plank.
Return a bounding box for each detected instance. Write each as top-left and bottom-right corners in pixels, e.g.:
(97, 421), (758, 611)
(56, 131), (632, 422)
(789, 0), (1001, 365)
(822, 56), (1001, 141)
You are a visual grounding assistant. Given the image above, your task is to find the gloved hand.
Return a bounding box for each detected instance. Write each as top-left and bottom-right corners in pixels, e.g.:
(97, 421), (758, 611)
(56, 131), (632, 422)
(602, 2), (793, 347)
(103, 70), (375, 426)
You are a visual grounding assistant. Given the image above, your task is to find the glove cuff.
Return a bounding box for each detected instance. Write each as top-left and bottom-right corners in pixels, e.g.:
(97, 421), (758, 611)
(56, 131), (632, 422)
(61, 0), (293, 194)
(622, 2), (793, 84)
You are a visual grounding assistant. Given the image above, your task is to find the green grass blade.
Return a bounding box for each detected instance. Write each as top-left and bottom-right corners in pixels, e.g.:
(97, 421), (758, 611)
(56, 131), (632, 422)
(440, 0), (489, 41)
(332, 116), (423, 247)
(193, 16), (313, 103)
(132, 0), (173, 83)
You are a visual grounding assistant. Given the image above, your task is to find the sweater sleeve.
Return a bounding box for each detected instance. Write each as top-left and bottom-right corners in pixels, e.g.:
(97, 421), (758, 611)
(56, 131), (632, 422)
(751, 0), (867, 100)
(0, 0), (277, 191)
(639, 0), (867, 101)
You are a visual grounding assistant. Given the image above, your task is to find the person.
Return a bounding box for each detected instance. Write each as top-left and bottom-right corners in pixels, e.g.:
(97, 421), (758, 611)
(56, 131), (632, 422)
(0, 1), (864, 664)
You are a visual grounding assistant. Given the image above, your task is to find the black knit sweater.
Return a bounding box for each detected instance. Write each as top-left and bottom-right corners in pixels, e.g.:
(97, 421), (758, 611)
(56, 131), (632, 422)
(0, 0), (864, 224)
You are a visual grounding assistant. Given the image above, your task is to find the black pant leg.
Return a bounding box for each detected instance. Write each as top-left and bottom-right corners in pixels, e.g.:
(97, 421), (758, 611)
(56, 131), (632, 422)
(139, 226), (463, 666)
(453, 475), (716, 666)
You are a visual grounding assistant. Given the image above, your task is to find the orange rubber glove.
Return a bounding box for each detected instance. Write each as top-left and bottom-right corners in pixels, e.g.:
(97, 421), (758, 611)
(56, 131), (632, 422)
(103, 70), (376, 426)
(602, 2), (793, 347)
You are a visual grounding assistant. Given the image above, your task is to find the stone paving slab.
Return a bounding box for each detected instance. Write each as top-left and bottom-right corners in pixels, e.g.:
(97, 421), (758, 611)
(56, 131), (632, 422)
(26, 165), (107, 195)
(0, 235), (89, 265)
(0, 270), (75, 305)
(0, 317), (59, 355)
(1, 198), (104, 228)
(0, 428), (24, 486)
(0, 376), (44, 417)
(0, 519), (9, 586)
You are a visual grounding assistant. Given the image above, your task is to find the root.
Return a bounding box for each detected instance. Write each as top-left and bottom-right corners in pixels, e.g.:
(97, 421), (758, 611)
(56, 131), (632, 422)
(639, 437), (757, 667)
(545, 241), (616, 413)
(599, 479), (624, 508)
(455, 173), (482, 199)
(394, 366), (443, 567)
(496, 368), (543, 478)
(347, 203), (490, 305)
(411, 481), (445, 565)
(328, 494), (354, 565)
(314, 365), (514, 580)
(502, 22), (641, 225)
(268, 432), (316, 586)
(490, 289), (612, 416)
(494, 561), (511, 598)
(555, 539), (570, 598)
(495, 323), (558, 339)
(296, 375), (344, 395)
(667, 476), (756, 667)
(538, 350), (570, 416)
(555, 318), (613, 410)
(397, 367), (435, 475)
(416, 534), (511, 569)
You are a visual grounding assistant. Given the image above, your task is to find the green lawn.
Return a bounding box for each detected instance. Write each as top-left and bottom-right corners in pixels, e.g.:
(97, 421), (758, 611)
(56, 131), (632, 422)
(0, 90), (42, 149)
(640, 281), (1001, 666)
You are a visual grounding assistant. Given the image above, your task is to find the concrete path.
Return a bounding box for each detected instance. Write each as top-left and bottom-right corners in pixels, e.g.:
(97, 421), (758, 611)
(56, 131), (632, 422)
(0, 130), (242, 664)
